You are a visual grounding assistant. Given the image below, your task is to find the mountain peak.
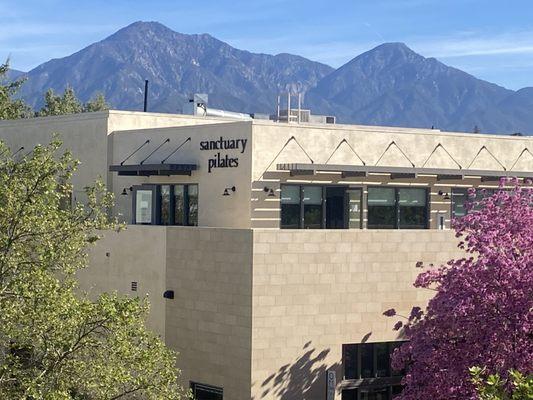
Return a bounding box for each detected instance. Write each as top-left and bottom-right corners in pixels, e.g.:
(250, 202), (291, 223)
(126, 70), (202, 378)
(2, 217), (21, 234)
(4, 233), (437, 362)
(358, 42), (423, 63)
(108, 20), (178, 41)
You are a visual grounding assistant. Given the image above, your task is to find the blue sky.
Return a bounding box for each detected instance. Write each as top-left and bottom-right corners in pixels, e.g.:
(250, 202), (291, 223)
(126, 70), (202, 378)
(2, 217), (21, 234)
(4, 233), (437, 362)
(2, 0), (533, 89)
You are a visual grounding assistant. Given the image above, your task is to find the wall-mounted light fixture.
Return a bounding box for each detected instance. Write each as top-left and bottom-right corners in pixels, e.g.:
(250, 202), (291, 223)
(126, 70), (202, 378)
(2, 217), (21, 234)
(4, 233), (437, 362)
(121, 186), (133, 196)
(263, 186), (276, 197)
(438, 190), (450, 200)
(223, 186), (236, 196)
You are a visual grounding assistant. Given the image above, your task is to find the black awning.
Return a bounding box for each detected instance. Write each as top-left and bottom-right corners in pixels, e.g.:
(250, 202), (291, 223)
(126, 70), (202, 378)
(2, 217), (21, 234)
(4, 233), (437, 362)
(276, 163), (533, 179)
(109, 163), (197, 176)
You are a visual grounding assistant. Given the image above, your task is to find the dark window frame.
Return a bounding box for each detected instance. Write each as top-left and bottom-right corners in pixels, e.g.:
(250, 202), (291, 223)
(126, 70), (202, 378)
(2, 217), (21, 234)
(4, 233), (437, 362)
(190, 381), (223, 400)
(132, 184), (198, 226)
(342, 341), (406, 380)
(280, 184), (363, 229)
(341, 341), (406, 400)
(367, 187), (429, 230)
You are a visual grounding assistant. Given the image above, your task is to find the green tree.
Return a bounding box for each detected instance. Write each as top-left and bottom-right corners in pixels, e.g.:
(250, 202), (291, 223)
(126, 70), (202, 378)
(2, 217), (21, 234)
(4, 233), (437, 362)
(0, 139), (185, 399)
(84, 92), (110, 112)
(0, 59), (32, 120)
(39, 88), (110, 116)
(38, 87), (83, 116)
(470, 367), (533, 400)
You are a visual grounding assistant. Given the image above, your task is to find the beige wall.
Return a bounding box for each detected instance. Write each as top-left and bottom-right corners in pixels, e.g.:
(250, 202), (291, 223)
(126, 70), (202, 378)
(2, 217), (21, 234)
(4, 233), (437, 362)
(251, 229), (462, 400)
(165, 227), (253, 400)
(81, 226), (255, 399)
(76, 225), (467, 400)
(81, 226), (168, 337)
(0, 112), (110, 202)
(250, 122), (533, 229)
(110, 121), (253, 228)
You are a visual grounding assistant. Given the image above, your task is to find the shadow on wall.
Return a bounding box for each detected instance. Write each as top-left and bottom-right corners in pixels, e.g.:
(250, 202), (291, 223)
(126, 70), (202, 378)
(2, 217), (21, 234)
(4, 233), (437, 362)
(253, 341), (342, 400)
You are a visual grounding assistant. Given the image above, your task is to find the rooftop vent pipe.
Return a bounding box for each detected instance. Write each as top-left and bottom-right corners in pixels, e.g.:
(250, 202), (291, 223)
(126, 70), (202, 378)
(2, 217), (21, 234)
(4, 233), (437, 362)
(143, 80), (149, 112)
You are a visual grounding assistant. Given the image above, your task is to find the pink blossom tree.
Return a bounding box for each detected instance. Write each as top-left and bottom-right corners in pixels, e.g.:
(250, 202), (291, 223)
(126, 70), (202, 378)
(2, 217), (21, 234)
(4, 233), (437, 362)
(385, 180), (533, 399)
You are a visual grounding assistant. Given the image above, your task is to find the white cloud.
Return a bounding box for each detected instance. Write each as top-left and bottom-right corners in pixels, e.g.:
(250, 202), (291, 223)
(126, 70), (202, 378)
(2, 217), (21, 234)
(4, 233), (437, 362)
(410, 30), (533, 58)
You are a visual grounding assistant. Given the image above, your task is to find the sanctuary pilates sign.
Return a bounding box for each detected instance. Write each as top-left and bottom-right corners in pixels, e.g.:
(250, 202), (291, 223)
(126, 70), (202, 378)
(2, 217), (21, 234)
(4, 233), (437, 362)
(200, 136), (248, 173)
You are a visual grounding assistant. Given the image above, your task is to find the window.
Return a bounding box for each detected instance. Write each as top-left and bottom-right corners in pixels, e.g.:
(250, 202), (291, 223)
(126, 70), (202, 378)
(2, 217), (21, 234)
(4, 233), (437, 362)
(367, 188), (396, 229)
(188, 184), (199, 226)
(367, 188), (428, 229)
(398, 188), (427, 229)
(347, 189), (362, 229)
(281, 185), (301, 228)
(160, 185), (171, 225)
(191, 382), (223, 400)
(280, 185), (363, 229)
(342, 341), (406, 400)
(135, 189), (153, 224)
(451, 188), (505, 218)
(174, 185), (185, 225)
(303, 186), (322, 229)
(343, 341), (405, 379)
(133, 184), (198, 226)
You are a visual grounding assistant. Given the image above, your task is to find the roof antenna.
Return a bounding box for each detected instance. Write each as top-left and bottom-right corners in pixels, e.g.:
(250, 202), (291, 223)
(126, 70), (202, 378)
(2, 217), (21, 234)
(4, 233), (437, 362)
(143, 80), (149, 112)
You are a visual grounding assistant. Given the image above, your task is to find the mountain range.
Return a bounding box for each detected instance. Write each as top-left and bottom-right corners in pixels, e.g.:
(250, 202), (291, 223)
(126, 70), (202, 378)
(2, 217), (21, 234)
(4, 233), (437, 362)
(9, 21), (533, 135)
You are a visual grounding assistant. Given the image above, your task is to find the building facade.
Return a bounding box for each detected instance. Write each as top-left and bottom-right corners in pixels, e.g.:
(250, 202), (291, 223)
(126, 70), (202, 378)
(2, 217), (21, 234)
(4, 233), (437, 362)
(0, 111), (531, 400)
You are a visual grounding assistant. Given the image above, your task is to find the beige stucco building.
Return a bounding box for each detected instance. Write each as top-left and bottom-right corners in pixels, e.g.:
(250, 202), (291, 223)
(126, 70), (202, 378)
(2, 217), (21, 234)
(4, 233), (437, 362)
(0, 110), (531, 400)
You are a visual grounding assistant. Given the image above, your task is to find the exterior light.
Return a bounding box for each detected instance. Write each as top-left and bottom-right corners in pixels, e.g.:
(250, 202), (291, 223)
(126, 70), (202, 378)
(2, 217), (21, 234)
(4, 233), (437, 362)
(121, 186), (133, 196)
(264, 186), (276, 197)
(223, 186), (236, 196)
(438, 190), (450, 200)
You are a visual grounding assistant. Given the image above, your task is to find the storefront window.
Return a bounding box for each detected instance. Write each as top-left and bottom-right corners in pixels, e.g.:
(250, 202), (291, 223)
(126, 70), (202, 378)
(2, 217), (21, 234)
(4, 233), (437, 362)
(135, 189), (153, 224)
(398, 188), (427, 229)
(342, 341), (406, 400)
(160, 185), (171, 225)
(367, 188), (396, 229)
(303, 186), (322, 229)
(133, 184), (198, 226)
(174, 185), (185, 225)
(281, 185), (301, 229)
(451, 188), (468, 218)
(368, 188), (428, 229)
(187, 184), (198, 226)
(281, 185), (363, 229)
(360, 343), (374, 378)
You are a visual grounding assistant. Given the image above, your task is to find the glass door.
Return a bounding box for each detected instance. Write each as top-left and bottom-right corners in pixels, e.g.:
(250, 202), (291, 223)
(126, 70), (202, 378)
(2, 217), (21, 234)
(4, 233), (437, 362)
(346, 188), (362, 229)
(326, 186), (346, 228)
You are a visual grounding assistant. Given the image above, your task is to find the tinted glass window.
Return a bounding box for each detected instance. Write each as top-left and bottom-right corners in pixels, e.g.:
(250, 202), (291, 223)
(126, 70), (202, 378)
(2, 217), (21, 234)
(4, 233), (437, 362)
(367, 188), (396, 229)
(281, 186), (301, 228)
(376, 343), (390, 377)
(160, 185), (171, 225)
(191, 382), (223, 400)
(398, 188), (427, 229)
(360, 343), (374, 378)
(303, 186), (322, 229)
(360, 387), (389, 400)
(341, 389), (357, 400)
(135, 190), (153, 224)
(343, 344), (358, 380)
(188, 184), (198, 226)
(174, 185), (185, 225)
(451, 188), (468, 218)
